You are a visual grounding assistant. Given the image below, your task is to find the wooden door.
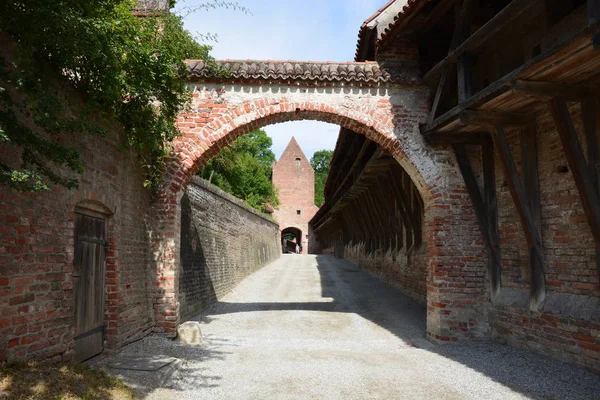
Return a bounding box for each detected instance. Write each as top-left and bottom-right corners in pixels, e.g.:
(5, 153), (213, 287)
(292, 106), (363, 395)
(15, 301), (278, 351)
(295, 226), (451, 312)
(73, 211), (107, 362)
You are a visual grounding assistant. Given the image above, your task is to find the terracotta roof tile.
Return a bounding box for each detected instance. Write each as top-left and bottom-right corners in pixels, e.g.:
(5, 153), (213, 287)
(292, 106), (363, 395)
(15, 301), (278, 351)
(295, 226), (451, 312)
(186, 59), (405, 85)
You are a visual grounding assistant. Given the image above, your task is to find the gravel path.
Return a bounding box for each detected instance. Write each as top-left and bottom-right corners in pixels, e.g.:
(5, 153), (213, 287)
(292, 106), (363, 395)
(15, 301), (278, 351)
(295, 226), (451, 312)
(113, 255), (600, 399)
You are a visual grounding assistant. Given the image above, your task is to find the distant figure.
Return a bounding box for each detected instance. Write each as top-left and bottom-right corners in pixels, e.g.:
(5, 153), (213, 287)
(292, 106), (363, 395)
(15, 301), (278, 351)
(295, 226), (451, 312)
(295, 244), (300, 254)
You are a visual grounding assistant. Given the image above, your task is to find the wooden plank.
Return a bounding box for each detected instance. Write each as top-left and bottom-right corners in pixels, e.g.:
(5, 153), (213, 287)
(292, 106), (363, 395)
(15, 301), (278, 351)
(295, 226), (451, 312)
(490, 126), (546, 309)
(460, 110), (536, 126)
(453, 144), (501, 296)
(426, 27), (597, 134)
(511, 80), (600, 101)
(423, 0), (541, 83)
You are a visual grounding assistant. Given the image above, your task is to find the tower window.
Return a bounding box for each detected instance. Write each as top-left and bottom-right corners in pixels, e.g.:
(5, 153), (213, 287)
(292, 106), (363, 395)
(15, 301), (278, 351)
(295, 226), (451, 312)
(296, 210), (302, 215)
(295, 158), (301, 165)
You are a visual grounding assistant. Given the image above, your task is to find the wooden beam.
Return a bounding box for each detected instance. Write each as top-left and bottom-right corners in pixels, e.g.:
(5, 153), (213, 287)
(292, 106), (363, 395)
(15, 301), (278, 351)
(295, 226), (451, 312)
(460, 110), (536, 127)
(490, 125), (546, 309)
(581, 98), (600, 191)
(428, 0), (476, 127)
(453, 144), (501, 296)
(386, 169), (415, 248)
(548, 98), (600, 276)
(423, 0), (540, 83)
(482, 138), (501, 297)
(511, 80), (600, 101)
(424, 130), (491, 145)
(591, 0), (600, 49)
(520, 125), (545, 306)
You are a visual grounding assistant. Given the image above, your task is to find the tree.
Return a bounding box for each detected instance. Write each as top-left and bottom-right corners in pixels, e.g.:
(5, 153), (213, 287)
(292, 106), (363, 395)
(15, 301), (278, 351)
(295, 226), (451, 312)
(310, 149), (333, 207)
(200, 129), (279, 213)
(0, 0), (231, 191)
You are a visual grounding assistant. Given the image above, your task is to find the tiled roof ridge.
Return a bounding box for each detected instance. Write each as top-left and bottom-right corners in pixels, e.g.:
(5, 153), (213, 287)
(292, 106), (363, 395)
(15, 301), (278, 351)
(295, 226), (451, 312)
(378, 0), (431, 46)
(186, 59), (403, 85)
(354, 0), (431, 61)
(203, 59), (381, 65)
(354, 0), (398, 61)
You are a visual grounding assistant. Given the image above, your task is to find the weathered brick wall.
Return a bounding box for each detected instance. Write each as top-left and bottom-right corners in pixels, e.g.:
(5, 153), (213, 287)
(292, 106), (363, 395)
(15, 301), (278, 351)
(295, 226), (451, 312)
(179, 177), (279, 320)
(0, 128), (153, 363)
(272, 138), (319, 254)
(488, 106), (600, 374)
(344, 243), (428, 303)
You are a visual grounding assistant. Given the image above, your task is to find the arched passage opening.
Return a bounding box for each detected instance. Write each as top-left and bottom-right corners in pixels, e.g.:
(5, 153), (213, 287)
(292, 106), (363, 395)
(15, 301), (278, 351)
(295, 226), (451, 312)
(282, 227), (303, 253)
(148, 76), (488, 344)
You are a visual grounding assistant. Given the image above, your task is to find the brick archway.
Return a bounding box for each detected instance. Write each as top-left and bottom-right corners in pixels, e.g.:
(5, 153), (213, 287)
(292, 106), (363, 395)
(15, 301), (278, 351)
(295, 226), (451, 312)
(149, 60), (488, 342)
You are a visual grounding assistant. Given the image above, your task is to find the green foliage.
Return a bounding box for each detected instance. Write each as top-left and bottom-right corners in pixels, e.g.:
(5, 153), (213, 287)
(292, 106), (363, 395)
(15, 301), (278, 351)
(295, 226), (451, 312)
(0, 0), (218, 191)
(200, 129), (279, 213)
(310, 149), (333, 207)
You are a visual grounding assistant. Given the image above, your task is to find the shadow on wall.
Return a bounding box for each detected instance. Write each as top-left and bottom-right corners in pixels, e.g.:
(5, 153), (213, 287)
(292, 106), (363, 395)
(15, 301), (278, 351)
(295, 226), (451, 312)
(179, 193), (218, 320)
(190, 255), (600, 399)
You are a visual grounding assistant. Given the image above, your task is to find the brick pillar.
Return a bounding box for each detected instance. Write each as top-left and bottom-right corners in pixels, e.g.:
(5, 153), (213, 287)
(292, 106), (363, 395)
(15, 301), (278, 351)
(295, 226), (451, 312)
(148, 189), (182, 337)
(424, 185), (490, 342)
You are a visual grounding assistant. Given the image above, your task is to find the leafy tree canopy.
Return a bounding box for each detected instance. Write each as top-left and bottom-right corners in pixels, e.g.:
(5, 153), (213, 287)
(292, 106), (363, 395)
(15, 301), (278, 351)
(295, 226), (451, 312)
(0, 0), (225, 191)
(310, 149), (333, 207)
(200, 129), (279, 213)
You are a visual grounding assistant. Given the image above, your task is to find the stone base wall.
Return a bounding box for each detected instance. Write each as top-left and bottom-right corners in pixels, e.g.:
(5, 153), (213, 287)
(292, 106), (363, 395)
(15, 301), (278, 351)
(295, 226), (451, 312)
(344, 241), (427, 304)
(179, 177), (279, 320)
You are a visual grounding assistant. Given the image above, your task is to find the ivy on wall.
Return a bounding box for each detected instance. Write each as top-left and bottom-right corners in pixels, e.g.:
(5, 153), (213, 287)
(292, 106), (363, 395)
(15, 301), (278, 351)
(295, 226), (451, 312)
(0, 0), (231, 191)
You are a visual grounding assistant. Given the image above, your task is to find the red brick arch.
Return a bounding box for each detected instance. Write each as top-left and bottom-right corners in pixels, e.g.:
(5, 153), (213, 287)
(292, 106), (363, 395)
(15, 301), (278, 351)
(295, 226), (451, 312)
(150, 86), (487, 344)
(164, 97), (428, 198)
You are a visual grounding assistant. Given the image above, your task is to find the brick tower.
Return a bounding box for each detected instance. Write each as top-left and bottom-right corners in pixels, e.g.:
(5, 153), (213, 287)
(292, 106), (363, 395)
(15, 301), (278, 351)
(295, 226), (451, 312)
(272, 137), (319, 254)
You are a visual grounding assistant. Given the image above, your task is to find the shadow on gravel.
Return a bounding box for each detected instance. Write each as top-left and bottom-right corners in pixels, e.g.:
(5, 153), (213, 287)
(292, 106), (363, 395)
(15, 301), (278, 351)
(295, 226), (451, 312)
(194, 254), (600, 400)
(93, 336), (234, 397)
(308, 255), (600, 400)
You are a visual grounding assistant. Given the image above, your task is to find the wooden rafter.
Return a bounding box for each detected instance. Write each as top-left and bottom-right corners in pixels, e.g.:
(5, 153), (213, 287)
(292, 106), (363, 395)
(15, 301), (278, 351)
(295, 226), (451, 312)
(423, 0), (541, 83)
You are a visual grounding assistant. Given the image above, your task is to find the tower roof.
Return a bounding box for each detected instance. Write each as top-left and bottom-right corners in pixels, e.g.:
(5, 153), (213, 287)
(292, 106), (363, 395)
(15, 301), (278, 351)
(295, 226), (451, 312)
(278, 137), (312, 169)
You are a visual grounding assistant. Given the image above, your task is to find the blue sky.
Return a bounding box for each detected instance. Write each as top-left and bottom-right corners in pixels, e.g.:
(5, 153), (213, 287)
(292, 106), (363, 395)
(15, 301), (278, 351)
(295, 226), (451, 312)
(177, 0), (387, 160)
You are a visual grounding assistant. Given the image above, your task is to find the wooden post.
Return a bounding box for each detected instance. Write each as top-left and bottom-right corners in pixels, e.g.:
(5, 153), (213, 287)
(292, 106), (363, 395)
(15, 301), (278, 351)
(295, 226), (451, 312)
(549, 97), (600, 275)
(589, 0), (600, 47)
(453, 143), (502, 297)
(490, 125), (546, 309)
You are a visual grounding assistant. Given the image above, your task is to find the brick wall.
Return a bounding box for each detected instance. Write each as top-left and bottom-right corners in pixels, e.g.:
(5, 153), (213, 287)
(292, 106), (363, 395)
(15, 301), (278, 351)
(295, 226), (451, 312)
(0, 128), (153, 363)
(487, 106), (600, 374)
(344, 243), (428, 303)
(179, 177), (279, 320)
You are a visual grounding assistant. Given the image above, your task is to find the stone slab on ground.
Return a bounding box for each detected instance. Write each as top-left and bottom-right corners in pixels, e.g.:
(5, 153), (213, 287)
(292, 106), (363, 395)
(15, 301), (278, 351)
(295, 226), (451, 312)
(94, 354), (183, 397)
(108, 356), (178, 371)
